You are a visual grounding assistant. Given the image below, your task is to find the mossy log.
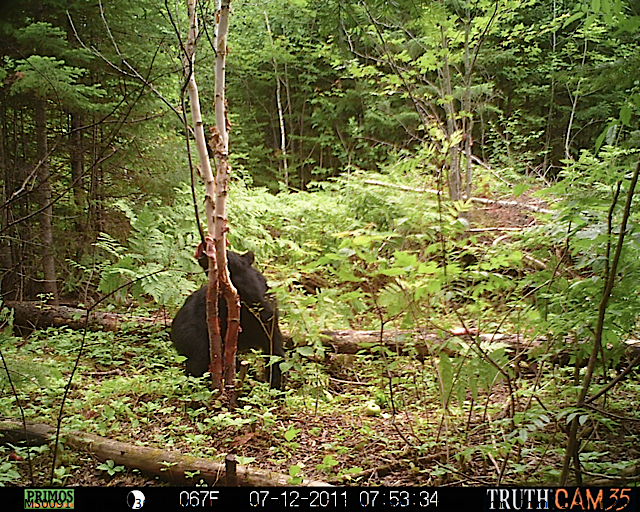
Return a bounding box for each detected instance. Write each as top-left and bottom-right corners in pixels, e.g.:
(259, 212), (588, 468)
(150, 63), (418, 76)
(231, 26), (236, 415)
(0, 420), (330, 487)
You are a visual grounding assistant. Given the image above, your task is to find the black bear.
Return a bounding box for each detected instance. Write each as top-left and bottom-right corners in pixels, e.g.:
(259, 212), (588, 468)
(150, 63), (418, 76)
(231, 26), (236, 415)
(171, 251), (284, 388)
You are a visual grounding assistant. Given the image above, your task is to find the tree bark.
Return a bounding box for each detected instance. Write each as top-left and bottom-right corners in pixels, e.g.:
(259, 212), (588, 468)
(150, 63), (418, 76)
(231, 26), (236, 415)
(184, 0), (224, 391)
(0, 97), (15, 299)
(463, 16), (473, 201)
(542, 0), (557, 173)
(213, 0), (241, 395)
(439, 29), (461, 202)
(183, 0), (240, 394)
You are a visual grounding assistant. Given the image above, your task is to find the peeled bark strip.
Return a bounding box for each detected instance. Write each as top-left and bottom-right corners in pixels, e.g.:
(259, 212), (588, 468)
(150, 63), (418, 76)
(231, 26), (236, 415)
(0, 420), (330, 487)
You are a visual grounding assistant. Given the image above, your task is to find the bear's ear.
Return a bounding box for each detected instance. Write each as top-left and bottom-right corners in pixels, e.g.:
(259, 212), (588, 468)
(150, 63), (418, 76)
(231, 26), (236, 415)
(242, 251), (255, 266)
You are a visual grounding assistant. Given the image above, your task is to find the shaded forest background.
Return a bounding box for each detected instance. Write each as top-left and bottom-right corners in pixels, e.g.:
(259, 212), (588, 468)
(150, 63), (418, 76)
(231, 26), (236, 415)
(1, 0), (638, 303)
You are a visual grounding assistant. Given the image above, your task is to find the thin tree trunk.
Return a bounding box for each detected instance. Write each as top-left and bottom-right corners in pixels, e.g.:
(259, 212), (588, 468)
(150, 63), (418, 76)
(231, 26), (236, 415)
(0, 98), (15, 299)
(184, 0), (224, 391)
(298, 90), (307, 187)
(183, 0), (239, 395)
(564, 38), (587, 160)
(67, 16), (87, 243)
(213, 0), (240, 395)
(543, 79), (556, 171)
(542, 0), (557, 173)
(89, 116), (103, 234)
(440, 29), (461, 201)
(3, 101), (26, 300)
(564, 80), (581, 160)
(463, 17), (473, 201)
(264, 11), (288, 189)
(34, 97), (58, 304)
(69, 112), (86, 240)
(0, 95), (11, 295)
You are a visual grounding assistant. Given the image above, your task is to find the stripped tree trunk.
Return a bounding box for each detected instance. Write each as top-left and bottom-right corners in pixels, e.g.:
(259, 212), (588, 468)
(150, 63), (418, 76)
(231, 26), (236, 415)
(183, 0), (239, 394)
(462, 19), (473, 201)
(212, 0), (240, 394)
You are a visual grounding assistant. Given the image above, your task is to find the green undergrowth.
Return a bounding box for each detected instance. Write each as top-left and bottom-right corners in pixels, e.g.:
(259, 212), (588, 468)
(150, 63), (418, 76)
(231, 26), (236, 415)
(2, 319), (639, 486)
(3, 160), (640, 486)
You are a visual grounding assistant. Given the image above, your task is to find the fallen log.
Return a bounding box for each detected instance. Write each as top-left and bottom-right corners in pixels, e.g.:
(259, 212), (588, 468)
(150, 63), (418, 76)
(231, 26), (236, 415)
(363, 179), (553, 214)
(2, 300), (530, 358)
(5, 302), (636, 368)
(0, 420), (330, 487)
(321, 330), (640, 359)
(320, 329), (534, 358)
(5, 301), (166, 333)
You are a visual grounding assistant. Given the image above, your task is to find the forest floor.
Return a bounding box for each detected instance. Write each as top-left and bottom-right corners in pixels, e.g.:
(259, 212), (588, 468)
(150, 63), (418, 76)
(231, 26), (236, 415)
(14, 373), (640, 488)
(6, 199), (640, 488)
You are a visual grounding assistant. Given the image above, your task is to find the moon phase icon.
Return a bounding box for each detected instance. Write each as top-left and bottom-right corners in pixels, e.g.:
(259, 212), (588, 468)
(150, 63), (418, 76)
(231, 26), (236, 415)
(127, 490), (146, 509)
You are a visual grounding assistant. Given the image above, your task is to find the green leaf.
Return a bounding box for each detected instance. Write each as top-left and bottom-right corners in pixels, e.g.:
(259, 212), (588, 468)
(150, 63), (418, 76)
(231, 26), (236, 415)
(378, 268), (409, 276)
(583, 14), (597, 29)
(615, 17), (640, 34)
(392, 251), (417, 267)
(284, 426), (301, 442)
(289, 465), (302, 477)
(620, 103), (632, 126)
(438, 353), (453, 406)
(513, 183), (530, 198)
(296, 346), (315, 357)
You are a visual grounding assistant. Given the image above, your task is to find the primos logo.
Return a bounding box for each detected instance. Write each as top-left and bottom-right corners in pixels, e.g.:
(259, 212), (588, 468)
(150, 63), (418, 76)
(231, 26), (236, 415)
(24, 489), (75, 509)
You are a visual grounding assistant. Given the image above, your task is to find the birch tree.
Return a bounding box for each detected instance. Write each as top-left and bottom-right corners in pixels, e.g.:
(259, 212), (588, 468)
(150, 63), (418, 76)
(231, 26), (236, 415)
(183, 0), (239, 394)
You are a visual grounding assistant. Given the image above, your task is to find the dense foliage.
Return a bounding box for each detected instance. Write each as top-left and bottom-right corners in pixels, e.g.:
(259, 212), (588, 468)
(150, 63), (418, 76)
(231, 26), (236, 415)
(2, 0), (638, 302)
